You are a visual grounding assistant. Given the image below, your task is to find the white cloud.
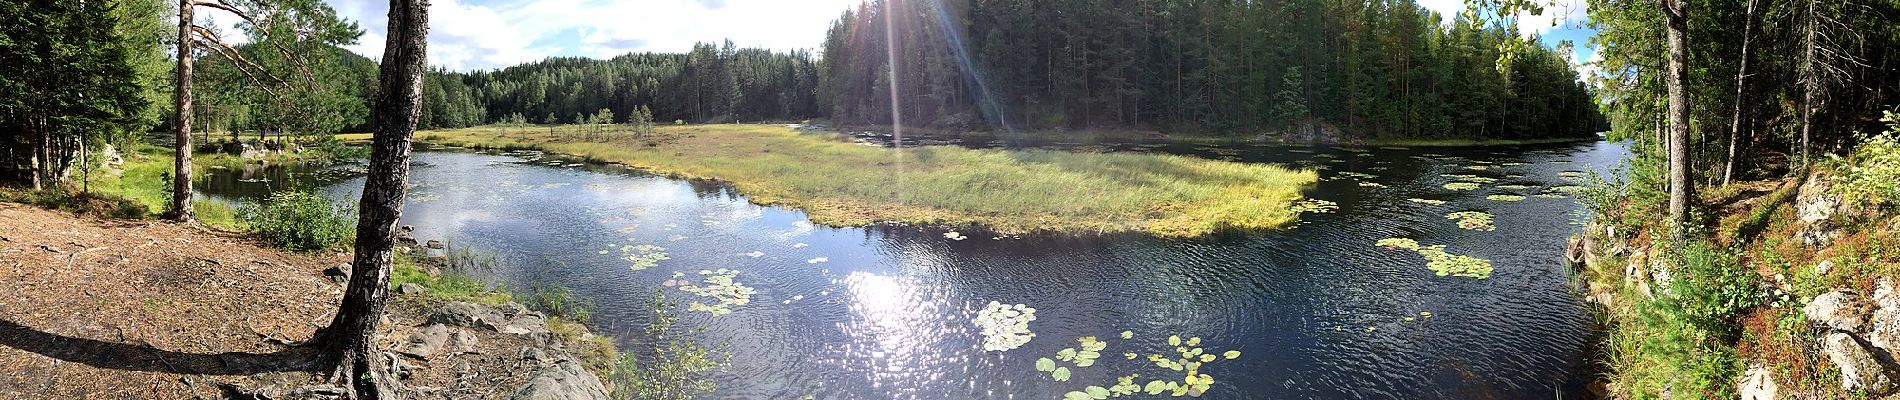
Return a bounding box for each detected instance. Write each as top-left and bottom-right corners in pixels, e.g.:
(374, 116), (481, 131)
(1571, 44), (1605, 87)
(331, 0), (862, 71)
(1515, 0), (1590, 39)
(1412, 0), (1590, 39)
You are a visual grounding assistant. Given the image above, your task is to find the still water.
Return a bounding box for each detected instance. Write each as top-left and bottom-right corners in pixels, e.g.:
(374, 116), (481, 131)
(202, 137), (1628, 399)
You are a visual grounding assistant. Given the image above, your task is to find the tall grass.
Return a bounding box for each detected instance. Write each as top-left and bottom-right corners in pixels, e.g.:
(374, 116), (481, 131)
(420, 124), (1317, 236)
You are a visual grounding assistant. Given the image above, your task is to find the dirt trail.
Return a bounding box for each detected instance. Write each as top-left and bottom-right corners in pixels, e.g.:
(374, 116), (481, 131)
(0, 204), (596, 399)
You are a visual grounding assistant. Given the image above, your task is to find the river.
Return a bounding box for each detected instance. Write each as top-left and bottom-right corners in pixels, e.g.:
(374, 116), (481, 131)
(200, 137), (1628, 399)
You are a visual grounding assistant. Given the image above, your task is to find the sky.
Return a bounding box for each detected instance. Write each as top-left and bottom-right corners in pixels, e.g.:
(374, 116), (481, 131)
(204, 0), (1602, 79)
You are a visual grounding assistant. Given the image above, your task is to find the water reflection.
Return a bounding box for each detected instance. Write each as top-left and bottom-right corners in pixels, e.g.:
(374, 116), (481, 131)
(197, 140), (1629, 399)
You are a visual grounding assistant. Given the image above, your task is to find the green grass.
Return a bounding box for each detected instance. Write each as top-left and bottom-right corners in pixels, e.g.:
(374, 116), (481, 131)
(419, 124), (1318, 236)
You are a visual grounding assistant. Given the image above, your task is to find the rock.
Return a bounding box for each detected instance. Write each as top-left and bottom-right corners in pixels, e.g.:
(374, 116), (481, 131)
(1796, 174), (1843, 248)
(1824, 332), (1896, 394)
(498, 302), (530, 317)
(500, 313), (551, 336)
(396, 283), (427, 295)
(446, 327), (481, 354)
(323, 263), (350, 284)
(1869, 280), (1900, 357)
(1739, 363), (1778, 400)
(430, 302), (506, 331)
(395, 225), (418, 246)
(507, 360), (609, 400)
(1816, 259), (1836, 276)
(1806, 290), (1869, 332)
(398, 324), (453, 359)
(424, 240), (445, 249)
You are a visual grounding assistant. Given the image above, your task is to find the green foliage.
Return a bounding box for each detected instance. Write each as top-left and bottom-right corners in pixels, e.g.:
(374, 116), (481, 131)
(238, 191), (355, 251)
(1666, 241), (1760, 336)
(1830, 111), (1900, 207)
(608, 290), (727, 400)
(389, 249), (513, 306)
(0, 0), (152, 186)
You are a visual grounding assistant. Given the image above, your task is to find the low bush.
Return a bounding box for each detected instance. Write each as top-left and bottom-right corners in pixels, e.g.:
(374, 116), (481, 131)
(1830, 110), (1900, 208)
(239, 191), (355, 251)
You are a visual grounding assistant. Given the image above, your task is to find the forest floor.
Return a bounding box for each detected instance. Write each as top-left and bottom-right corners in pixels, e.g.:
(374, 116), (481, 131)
(415, 124), (1318, 237)
(0, 203), (615, 399)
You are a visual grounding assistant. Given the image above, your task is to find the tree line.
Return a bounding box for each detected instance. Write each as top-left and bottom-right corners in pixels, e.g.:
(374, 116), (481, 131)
(1590, 0), (1900, 194)
(820, 0), (1606, 139)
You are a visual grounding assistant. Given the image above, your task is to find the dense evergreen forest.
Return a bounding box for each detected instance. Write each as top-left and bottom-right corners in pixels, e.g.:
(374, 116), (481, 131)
(184, 0), (1609, 140)
(823, 0), (1604, 139)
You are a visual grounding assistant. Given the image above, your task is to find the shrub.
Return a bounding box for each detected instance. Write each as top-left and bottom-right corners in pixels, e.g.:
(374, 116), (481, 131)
(239, 191), (355, 251)
(608, 290), (726, 400)
(1831, 110), (1900, 207)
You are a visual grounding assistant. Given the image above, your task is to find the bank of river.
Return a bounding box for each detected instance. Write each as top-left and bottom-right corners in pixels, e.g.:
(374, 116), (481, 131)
(200, 138), (1628, 398)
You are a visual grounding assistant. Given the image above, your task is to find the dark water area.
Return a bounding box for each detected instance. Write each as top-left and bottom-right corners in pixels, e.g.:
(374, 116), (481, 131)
(201, 138), (1630, 399)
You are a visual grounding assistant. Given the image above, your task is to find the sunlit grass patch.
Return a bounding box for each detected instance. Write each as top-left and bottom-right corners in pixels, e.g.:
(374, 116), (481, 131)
(1446, 211), (1496, 231)
(416, 124), (1318, 237)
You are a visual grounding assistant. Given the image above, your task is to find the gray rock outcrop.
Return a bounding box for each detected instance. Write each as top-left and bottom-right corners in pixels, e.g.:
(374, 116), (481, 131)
(506, 359), (609, 400)
(1824, 332), (1895, 394)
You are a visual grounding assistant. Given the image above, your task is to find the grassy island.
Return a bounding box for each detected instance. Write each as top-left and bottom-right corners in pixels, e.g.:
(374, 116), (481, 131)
(415, 124), (1318, 237)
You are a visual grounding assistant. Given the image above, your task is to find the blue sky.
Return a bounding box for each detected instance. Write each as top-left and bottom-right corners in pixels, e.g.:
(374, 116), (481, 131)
(205, 0), (1600, 77)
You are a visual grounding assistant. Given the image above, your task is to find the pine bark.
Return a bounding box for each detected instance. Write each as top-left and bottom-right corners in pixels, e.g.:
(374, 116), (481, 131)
(320, 0), (428, 397)
(1663, 0), (1693, 225)
(169, 0), (195, 221)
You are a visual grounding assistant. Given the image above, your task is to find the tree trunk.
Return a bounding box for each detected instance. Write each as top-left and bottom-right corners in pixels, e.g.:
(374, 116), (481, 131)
(1663, 0), (1692, 226)
(169, 0), (195, 222)
(1724, 0), (1755, 186)
(320, 0), (427, 397)
(1799, 0), (1817, 170)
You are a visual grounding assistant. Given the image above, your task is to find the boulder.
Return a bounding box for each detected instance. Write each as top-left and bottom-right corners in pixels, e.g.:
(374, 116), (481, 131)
(1824, 332), (1896, 394)
(1796, 174), (1843, 248)
(395, 225), (418, 246)
(1869, 280), (1900, 357)
(396, 283), (427, 295)
(501, 313), (551, 336)
(398, 324), (452, 359)
(1816, 259), (1836, 276)
(430, 302), (506, 331)
(1739, 364), (1777, 400)
(323, 263), (351, 284)
(425, 240), (445, 249)
(506, 360), (609, 400)
(1806, 290), (1869, 333)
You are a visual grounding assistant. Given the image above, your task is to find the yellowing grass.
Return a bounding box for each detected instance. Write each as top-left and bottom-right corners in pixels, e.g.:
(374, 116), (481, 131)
(419, 125), (1317, 237)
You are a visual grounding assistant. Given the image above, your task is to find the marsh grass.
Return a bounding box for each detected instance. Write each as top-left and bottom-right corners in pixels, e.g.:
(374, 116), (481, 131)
(418, 124), (1318, 236)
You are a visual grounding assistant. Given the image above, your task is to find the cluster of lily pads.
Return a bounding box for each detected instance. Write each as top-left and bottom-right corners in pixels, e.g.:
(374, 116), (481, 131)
(1036, 331), (1241, 398)
(1407, 198), (1448, 205)
(1291, 199), (1339, 214)
(673, 269), (757, 316)
(1486, 194), (1526, 202)
(1444, 211), (1496, 231)
(1377, 238), (1494, 279)
(973, 301), (1037, 351)
(1442, 182), (1482, 191)
(1558, 171), (1587, 183)
(601, 243), (670, 271)
(1037, 336), (1109, 381)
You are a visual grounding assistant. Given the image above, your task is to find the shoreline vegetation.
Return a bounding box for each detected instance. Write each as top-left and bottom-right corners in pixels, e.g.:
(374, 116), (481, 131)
(413, 124), (1319, 237)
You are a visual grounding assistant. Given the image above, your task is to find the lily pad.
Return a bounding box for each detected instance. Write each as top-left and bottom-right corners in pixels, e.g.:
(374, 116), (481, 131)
(1443, 182), (1482, 191)
(1407, 198), (1448, 205)
(1445, 211), (1496, 231)
(1486, 194), (1527, 202)
(973, 301), (1038, 352)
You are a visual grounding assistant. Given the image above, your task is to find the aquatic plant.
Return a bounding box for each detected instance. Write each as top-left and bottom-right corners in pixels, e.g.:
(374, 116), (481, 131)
(1407, 198), (1448, 205)
(1291, 199), (1339, 214)
(674, 269), (757, 316)
(1442, 182), (1481, 191)
(1444, 211), (1495, 231)
(1486, 194), (1526, 202)
(1337, 171), (1378, 179)
(607, 244), (670, 271)
(974, 301), (1038, 352)
(1376, 238), (1421, 250)
(1496, 184), (1536, 190)
(1358, 182), (1387, 188)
